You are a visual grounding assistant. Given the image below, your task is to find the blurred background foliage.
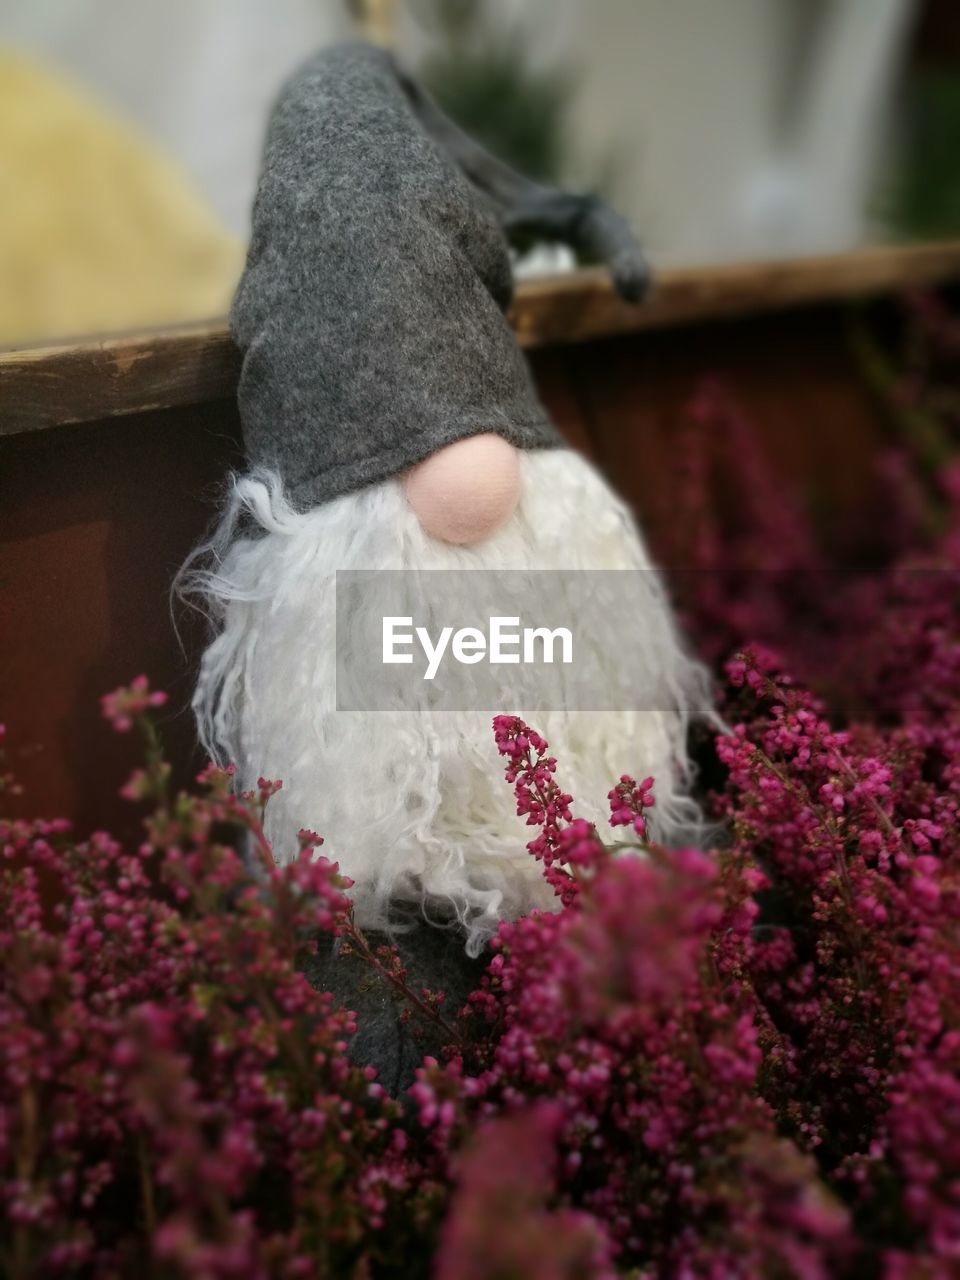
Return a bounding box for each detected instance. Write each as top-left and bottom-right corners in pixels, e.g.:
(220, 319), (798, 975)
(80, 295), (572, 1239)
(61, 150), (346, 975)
(3, 0), (960, 344)
(889, 64), (960, 240)
(410, 0), (573, 185)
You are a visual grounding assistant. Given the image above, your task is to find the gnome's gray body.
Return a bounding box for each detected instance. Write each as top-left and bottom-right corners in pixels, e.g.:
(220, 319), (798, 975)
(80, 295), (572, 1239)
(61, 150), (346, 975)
(201, 43), (663, 1094)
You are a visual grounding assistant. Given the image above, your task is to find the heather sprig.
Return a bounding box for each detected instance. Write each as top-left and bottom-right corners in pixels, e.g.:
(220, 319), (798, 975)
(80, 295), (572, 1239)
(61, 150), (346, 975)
(4, 299), (960, 1276)
(1, 686), (423, 1279)
(492, 714), (589, 903)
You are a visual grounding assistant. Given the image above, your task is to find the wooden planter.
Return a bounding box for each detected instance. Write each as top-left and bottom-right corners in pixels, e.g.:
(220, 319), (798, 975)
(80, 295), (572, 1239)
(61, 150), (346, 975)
(3, 241), (960, 834)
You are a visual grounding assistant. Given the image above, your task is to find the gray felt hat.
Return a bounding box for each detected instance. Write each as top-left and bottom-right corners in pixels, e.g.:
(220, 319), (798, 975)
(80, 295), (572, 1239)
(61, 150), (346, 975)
(231, 42), (561, 510)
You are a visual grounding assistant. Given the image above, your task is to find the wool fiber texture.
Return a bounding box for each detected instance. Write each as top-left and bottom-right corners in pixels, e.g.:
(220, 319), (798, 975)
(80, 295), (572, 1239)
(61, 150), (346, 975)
(185, 450), (711, 956)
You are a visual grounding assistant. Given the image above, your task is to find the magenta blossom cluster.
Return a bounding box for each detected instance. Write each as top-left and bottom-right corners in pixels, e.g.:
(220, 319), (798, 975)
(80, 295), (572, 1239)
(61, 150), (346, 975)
(0, 695), (430, 1278)
(423, 716), (852, 1278)
(435, 1106), (616, 1280)
(492, 714), (581, 903)
(719, 646), (960, 1274)
(4, 566), (960, 1278)
(100, 674), (168, 732)
(4, 295), (960, 1277)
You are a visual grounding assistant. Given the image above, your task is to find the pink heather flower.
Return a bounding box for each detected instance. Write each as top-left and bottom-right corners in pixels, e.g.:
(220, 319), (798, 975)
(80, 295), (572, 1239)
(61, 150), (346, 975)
(435, 1107), (616, 1280)
(493, 713), (587, 902)
(5, 315), (960, 1276)
(608, 773), (656, 839)
(100, 675), (167, 732)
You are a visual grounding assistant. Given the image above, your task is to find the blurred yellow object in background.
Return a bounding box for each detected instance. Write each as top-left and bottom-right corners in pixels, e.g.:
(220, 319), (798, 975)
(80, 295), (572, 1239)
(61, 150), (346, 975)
(0, 49), (245, 347)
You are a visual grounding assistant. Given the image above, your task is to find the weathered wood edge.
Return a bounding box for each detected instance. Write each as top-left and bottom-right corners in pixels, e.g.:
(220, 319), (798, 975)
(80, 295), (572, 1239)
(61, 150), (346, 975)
(4, 241), (960, 437)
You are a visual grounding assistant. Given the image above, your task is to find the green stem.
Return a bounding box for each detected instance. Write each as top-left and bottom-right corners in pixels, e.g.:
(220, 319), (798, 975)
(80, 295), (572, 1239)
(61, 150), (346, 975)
(341, 917), (465, 1047)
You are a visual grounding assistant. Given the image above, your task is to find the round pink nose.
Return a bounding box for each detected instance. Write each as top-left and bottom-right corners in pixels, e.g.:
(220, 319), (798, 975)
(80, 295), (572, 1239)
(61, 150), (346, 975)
(403, 434), (521, 545)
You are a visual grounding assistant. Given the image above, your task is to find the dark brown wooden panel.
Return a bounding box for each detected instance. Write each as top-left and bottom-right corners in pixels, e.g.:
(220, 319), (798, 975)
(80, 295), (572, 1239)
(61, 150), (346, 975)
(0, 402), (243, 837)
(550, 308), (891, 561)
(0, 310), (894, 836)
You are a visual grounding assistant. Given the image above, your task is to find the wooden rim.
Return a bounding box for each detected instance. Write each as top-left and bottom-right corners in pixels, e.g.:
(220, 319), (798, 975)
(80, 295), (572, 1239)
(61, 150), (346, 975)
(3, 240), (960, 437)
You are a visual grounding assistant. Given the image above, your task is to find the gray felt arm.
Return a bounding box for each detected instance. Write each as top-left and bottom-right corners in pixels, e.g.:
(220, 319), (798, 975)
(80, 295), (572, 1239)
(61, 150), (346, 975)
(391, 57), (651, 304)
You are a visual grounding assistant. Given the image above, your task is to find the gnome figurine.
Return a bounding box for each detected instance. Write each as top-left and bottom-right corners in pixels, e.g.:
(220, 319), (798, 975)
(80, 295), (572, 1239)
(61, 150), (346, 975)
(188, 43), (708, 1084)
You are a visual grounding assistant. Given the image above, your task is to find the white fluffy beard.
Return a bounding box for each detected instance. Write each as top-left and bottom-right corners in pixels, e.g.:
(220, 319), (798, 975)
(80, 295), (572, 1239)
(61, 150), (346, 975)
(186, 449), (711, 954)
